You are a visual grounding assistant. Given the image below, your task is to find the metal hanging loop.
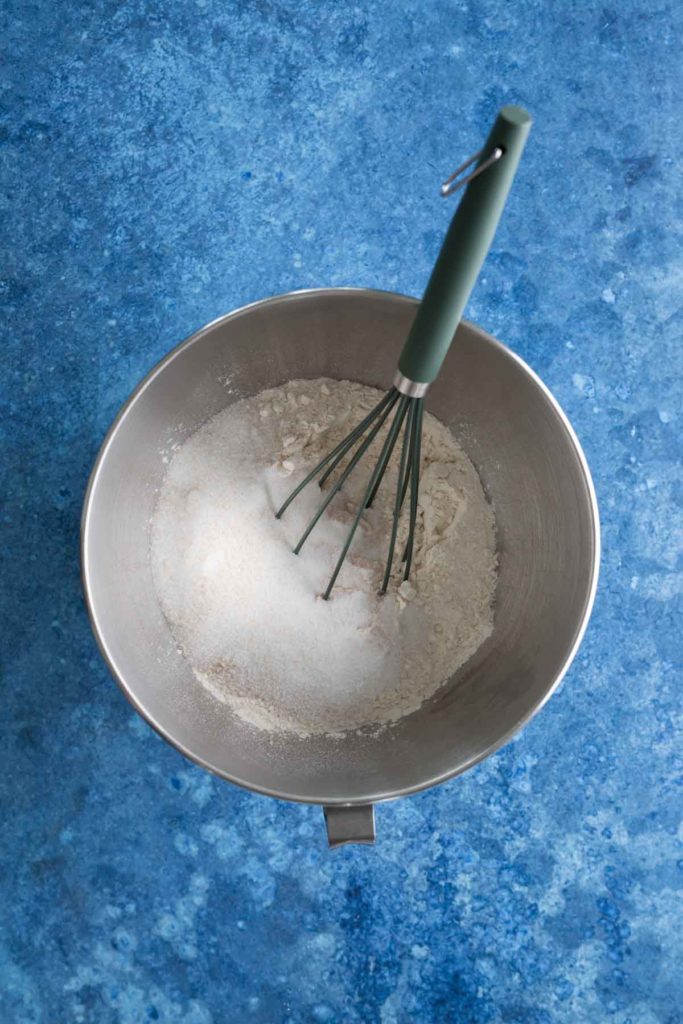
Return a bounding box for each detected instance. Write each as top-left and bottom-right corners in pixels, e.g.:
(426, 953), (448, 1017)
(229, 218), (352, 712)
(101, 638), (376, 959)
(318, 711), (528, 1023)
(440, 146), (504, 197)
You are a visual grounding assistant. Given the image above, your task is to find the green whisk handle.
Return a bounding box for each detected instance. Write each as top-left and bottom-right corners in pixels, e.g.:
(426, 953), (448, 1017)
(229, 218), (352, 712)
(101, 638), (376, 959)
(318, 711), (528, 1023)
(397, 104), (532, 386)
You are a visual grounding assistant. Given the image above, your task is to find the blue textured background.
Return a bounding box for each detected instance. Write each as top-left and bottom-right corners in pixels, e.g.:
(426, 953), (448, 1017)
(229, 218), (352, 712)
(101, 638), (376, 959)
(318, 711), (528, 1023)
(2, 0), (682, 1021)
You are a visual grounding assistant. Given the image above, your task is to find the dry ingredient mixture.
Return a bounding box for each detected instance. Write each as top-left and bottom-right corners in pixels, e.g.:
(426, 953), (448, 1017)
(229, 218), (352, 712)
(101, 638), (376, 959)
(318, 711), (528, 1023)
(150, 378), (497, 737)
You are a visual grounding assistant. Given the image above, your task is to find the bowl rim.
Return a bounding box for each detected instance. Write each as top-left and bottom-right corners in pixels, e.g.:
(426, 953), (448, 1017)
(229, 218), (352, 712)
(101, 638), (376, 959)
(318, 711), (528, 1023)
(81, 286), (601, 806)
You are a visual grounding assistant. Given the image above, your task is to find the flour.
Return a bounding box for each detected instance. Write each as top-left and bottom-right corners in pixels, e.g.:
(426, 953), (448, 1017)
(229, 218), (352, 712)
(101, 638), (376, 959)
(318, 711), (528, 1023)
(150, 378), (497, 737)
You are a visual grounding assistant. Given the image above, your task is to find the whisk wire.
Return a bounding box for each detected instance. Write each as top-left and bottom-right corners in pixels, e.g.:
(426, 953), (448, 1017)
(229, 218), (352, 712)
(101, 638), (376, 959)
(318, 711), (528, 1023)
(318, 388), (396, 488)
(292, 389), (400, 556)
(322, 394), (411, 600)
(400, 403), (417, 508)
(380, 398), (418, 594)
(275, 388), (396, 522)
(403, 399), (424, 579)
(275, 384), (426, 598)
(364, 407), (403, 510)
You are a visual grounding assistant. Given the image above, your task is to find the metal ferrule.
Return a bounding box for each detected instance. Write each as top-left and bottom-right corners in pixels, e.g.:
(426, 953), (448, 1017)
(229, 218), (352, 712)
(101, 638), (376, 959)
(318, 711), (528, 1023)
(393, 370), (430, 398)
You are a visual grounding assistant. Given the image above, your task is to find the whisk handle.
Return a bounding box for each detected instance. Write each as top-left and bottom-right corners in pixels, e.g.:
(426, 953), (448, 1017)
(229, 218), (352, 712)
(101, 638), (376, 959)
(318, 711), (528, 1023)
(398, 105), (532, 385)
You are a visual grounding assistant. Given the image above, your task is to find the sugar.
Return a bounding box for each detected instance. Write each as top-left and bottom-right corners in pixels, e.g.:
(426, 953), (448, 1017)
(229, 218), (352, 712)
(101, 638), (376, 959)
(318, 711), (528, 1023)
(150, 378), (497, 737)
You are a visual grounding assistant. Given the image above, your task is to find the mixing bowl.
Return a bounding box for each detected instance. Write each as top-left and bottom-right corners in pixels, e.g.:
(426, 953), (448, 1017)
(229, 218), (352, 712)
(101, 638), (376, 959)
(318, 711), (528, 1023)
(81, 288), (599, 845)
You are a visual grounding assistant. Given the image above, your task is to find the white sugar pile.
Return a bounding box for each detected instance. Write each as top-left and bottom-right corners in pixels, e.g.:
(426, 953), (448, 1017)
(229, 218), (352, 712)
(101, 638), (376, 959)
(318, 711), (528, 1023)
(150, 378), (497, 737)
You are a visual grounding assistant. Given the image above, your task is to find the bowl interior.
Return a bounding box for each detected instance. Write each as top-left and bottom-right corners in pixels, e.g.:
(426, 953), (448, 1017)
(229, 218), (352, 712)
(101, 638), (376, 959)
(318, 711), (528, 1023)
(82, 289), (599, 804)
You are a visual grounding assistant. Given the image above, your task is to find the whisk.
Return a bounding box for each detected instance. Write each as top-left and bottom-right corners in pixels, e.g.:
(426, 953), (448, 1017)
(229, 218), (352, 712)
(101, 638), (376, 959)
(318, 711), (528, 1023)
(276, 105), (532, 599)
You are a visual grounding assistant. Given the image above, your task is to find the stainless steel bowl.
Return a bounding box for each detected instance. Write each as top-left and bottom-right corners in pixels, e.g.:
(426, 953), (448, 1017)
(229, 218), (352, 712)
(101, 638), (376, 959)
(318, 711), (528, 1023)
(82, 288), (599, 845)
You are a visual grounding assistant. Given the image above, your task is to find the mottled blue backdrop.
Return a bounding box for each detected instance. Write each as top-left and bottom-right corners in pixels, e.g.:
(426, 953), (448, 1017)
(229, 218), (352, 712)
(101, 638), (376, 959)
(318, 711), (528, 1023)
(2, 0), (682, 1021)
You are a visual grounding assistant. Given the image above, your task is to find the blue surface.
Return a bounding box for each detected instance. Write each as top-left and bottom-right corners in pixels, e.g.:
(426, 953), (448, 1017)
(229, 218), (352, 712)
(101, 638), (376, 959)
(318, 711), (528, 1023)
(2, 0), (682, 1020)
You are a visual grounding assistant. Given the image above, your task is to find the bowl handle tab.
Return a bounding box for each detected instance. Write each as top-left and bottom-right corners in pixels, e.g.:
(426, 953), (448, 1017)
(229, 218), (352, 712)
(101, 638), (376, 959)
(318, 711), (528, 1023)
(323, 804), (375, 847)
